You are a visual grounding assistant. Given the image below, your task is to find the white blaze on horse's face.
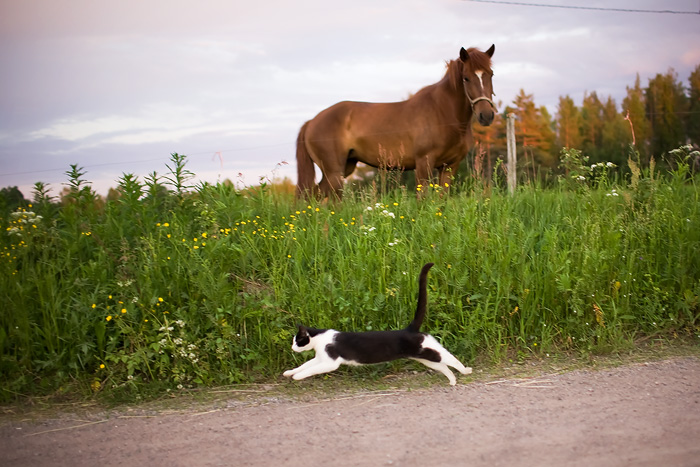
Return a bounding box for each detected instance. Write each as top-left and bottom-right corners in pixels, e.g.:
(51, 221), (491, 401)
(475, 70), (485, 92)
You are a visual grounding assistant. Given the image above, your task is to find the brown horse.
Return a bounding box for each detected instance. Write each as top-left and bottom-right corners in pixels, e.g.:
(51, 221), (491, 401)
(296, 45), (496, 199)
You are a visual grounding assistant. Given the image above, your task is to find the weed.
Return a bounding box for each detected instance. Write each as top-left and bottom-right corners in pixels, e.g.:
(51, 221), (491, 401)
(1, 147), (699, 402)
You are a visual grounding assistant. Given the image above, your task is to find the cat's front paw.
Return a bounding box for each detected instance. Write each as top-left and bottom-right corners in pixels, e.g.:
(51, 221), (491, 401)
(283, 370), (295, 378)
(463, 367), (473, 375)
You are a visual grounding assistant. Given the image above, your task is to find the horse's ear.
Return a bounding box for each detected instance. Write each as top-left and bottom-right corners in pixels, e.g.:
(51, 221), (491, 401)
(460, 47), (469, 62)
(486, 44), (495, 58)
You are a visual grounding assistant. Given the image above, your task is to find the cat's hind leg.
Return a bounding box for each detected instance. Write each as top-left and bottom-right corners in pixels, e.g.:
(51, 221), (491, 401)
(411, 358), (457, 386)
(421, 335), (472, 376)
(440, 352), (473, 375)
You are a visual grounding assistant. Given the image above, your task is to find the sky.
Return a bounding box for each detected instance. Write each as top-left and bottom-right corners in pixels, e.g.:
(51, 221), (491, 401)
(1, 0), (699, 197)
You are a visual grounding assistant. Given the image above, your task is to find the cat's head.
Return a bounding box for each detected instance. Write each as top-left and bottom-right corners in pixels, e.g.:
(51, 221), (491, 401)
(291, 325), (314, 352)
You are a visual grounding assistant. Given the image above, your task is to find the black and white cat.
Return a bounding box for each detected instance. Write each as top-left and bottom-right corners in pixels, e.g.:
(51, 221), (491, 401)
(283, 263), (472, 385)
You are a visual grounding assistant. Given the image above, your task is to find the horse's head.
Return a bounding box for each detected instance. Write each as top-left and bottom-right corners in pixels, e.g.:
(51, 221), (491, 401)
(458, 45), (496, 126)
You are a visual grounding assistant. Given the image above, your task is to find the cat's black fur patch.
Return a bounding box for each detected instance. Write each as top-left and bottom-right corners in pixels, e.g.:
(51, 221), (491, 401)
(416, 347), (441, 362)
(326, 331), (426, 364)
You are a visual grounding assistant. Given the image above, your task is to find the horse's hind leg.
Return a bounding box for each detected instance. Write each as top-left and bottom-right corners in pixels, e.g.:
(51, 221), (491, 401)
(319, 171), (344, 200)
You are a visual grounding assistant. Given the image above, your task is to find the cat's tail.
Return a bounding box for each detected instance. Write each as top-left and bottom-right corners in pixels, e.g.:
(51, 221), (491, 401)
(406, 262), (434, 333)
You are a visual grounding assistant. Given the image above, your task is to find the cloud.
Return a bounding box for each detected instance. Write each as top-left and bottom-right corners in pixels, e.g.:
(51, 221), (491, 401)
(2, 0), (700, 197)
(24, 102), (273, 148)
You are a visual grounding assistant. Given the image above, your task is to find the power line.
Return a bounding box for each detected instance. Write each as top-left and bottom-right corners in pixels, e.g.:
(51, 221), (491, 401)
(462, 0), (700, 15)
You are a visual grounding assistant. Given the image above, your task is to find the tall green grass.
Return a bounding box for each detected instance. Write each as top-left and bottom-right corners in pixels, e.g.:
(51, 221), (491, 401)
(1, 147), (699, 401)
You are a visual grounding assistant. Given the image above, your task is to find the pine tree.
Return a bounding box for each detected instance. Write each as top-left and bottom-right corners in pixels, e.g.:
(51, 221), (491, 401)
(622, 74), (652, 159)
(507, 89), (557, 175)
(600, 96), (629, 166)
(646, 68), (688, 156)
(556, 95), (582, 149)
(580, 91), (604, 161)
(538, 105), (557, 168)
(687, 64), (700, 147)
(472, 106), (507, 181)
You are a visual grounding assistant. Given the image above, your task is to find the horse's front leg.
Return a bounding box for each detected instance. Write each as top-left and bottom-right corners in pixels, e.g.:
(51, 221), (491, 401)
(415, 156), (434, 198)
(439, 161), (460, 191)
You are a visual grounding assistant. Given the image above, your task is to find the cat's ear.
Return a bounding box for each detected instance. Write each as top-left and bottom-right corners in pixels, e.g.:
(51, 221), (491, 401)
(297, 324), (308, 335)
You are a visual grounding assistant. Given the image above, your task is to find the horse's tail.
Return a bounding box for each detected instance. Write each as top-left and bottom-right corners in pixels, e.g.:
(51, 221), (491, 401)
(407, 263), (435, 333)
(296, 121), (316, 198)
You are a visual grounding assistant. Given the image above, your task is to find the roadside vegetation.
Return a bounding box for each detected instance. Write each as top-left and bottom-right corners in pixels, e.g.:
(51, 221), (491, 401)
(1, 145), (699, 403)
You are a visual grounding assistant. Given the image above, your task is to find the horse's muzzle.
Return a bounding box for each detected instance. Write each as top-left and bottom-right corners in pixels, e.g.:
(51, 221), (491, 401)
(469, 96), (496, 126)
(478, 109), (495, 126)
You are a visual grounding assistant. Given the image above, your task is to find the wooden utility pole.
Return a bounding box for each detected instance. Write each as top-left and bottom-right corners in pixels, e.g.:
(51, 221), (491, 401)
(506, 113), (517, 194)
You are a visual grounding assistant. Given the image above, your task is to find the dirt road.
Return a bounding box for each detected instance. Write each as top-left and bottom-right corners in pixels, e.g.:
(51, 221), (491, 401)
(2, 356), (700, 466)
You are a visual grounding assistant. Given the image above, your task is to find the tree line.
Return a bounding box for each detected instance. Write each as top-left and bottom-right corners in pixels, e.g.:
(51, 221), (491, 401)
(471, 63), (700, 178)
